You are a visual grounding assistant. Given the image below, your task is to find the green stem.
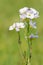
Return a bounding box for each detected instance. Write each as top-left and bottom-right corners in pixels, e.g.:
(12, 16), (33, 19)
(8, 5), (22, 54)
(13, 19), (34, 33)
(26, 21), (31, 65)
(27, 22), (30, 59)
(18, 31), (26, 65)
(18, 31), (21, 44)
(30, 39), (32, 62)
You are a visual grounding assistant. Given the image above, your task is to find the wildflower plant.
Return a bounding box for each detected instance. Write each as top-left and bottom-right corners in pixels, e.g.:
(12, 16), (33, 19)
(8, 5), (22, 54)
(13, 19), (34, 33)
(9, 7), (39, 65)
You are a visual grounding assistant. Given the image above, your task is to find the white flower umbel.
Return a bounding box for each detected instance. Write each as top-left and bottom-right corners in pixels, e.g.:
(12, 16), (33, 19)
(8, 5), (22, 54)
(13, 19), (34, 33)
(9, 22), (25, 31)
(19, 7), (28, 14)
(19, 7), (39, 19)
(29, 20), (37, 29)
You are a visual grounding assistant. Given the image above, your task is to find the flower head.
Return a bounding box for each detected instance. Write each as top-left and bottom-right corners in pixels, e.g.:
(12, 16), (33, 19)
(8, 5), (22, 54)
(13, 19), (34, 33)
(19, 7), (39, 19)
(9, 22), (25, 31)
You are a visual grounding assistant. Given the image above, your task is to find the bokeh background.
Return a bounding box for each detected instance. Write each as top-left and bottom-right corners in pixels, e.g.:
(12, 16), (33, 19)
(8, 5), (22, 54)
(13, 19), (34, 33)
(0, 0), (43, 65)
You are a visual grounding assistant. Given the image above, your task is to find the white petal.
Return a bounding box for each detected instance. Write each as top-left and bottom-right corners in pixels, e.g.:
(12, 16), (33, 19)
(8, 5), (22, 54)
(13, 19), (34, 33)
(19, 22), (25, 28)
(19, 14), (26, 19)
(30, 8), (39, 18)
(15, 28), (20, 31)
(26, 13), (34, 19)
(34, 14), (39, 18)
(15, 23), (20, 28)
(19, 7), (28, 14)
(30, 8), (38, 14)
(9, 26), (14, 30)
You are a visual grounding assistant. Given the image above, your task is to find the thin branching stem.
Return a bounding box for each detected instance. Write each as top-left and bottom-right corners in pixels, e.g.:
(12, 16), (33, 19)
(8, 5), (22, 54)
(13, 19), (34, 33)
(18, 31), (26, 65)
(26, 20), (32, 65)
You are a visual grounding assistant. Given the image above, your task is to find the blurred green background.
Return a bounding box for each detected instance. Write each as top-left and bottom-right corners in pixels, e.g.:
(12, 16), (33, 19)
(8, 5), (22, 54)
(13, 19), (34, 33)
(0, 0), (43, 65)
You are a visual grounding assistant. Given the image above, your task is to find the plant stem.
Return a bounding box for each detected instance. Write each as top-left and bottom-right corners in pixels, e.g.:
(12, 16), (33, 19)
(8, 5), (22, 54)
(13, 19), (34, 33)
(18, 31), (21, 44)
(30, 39), (32, 63)
(26, 21), (31, 65)
(18, 31), (26, 65)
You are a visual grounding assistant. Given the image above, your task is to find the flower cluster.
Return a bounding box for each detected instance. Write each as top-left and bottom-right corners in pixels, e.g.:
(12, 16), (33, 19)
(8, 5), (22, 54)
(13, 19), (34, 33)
(9, 22), (25, 31)
(19, 7), (39, 19)
(9, 7), (39, 65)
(20, 7), (39, 40)
(9, 7), (39, 39)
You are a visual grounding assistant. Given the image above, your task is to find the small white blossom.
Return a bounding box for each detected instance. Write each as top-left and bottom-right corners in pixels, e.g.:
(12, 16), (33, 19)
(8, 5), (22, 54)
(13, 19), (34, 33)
(29, 20), (37, 29)
(26, 8), (39, 19)
(15, 22), (25, 29)
(9, 22), (25, 31)
(9, 26), (14, 30)
(30, 8), (39, 18)
(29, 34), (38, 39)
(19, 7), (28, 14)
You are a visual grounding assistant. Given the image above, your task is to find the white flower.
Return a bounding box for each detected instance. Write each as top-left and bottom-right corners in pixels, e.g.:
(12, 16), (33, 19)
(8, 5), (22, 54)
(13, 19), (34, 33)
(29, 34), (38, 39)
(9, 26), (14, 30)
(29, 20), (37, 29)
(9, 22), (25, 31)
(15, 22), (25, 28)
(19, 7), (39, 19)
(26, 12), (34, 19)
(15, 23), (20, 28)
(19, 7), (28, 14)
(30, 8), (39, 18)
(26, 8), (39, 19)
(30, 8), (39, 14)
